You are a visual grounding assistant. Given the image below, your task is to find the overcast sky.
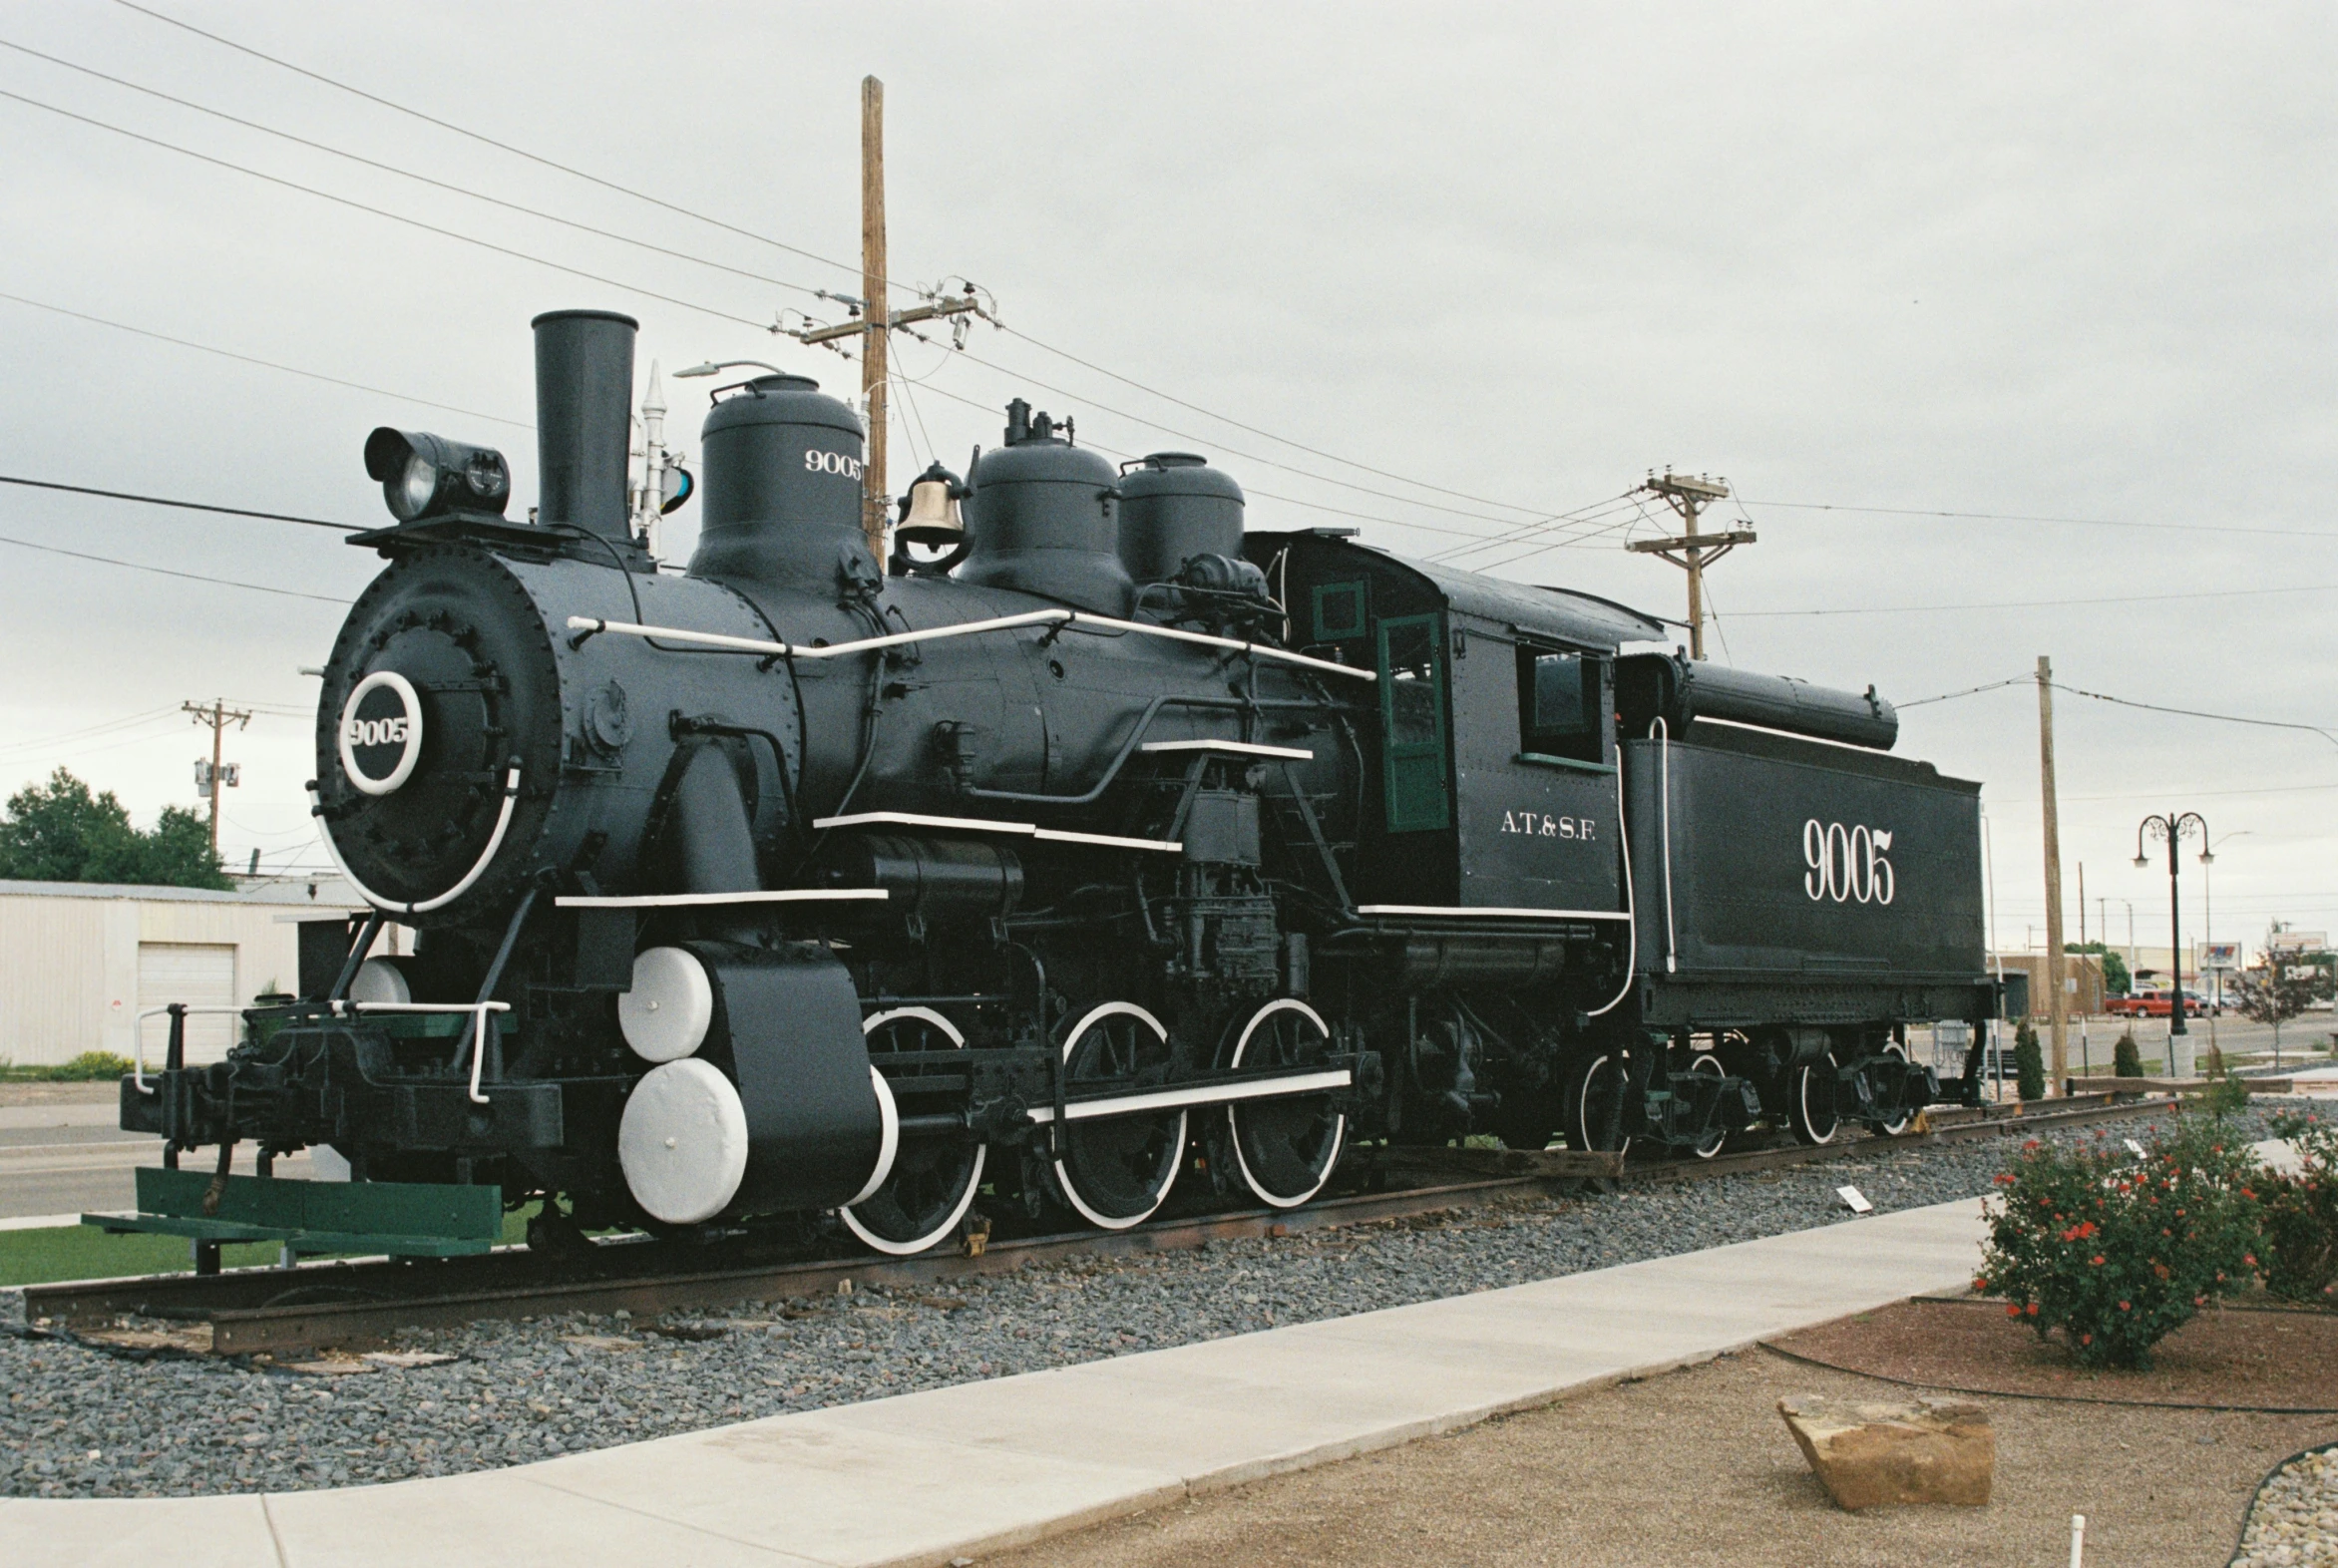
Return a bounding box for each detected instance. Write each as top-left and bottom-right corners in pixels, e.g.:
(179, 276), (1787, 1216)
(0, 2), (2330, 959)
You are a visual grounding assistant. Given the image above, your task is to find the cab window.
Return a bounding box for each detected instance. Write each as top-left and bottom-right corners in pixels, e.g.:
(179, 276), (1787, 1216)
(1518, 646), (1606, 765)
(1377, 614), (1450, 832)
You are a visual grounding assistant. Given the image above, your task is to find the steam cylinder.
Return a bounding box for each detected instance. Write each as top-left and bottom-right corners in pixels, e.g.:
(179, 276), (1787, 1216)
(533, 310), (637, 542)
(1116, 452), (1245, 585)
(690, 374), (870, 594)
(959, 404), (1133, 615)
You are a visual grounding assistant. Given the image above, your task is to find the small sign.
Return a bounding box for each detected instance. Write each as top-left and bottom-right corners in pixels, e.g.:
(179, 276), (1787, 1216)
(2125, 1138), (2147, 1159)
(1837, 1185), (1873, 1214)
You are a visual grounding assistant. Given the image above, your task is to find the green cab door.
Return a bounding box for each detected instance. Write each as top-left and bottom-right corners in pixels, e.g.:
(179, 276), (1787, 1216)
(1376, 613), (1450, 832)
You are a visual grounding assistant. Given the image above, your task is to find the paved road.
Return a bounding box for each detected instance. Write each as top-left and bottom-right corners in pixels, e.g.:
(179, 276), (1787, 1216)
(0, 1089), (311, 1223)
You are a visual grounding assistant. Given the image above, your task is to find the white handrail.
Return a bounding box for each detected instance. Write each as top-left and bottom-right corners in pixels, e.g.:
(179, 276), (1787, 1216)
(1651, 717), (1677, 975)
(330, 998), (513, 1104)
(310, 765), (523, 916)
(131, 1004), (249, 1094)
(1585, 763), (1638, 1018)
(565, 610), (1376, 683)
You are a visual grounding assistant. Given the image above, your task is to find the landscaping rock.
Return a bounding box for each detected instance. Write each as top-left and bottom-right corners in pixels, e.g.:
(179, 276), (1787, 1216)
(1776, 1393), (1994, 1509)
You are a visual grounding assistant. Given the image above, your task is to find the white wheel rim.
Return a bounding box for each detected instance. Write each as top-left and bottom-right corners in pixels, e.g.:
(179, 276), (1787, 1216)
(1689, 1052), (1726, 1158)
(839, 1006), (984, 1256)
(1878, 1043), (1912, 1134)
(1054, 1002), (1182, 1230)
(1798, 1057), (1839, 1144)
(1226, 998), (1345, 1209)
(1577, 1052), (1630, 1156)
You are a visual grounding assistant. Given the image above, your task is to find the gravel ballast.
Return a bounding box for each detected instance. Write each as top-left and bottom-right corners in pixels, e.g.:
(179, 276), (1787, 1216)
(2236, 1445), (2338, 1568)
(0, 1109), (2278, 1501)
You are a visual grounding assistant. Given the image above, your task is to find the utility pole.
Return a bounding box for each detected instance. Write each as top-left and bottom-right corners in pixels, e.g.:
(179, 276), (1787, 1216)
(859, 74), (889, 570)
(782, 79), (989, 572)
(2037, 657), (2068, 1093)
(184, 699), (251, 860)
(1626, 471), (1754, 660)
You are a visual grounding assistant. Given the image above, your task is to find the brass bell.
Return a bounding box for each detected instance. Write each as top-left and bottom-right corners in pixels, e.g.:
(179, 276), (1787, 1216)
(895, 461), (966, 547)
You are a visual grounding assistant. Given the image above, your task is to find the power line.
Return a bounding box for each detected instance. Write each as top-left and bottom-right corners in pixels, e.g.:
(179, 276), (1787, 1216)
(1740, 498), (2338, 542)
(1728, 581), (2338, 618)
(1899, 675), (2035, 708)
(0, 86), (768, 331)
(0, 532), (348, 603)
(0, 289), (533, 429)
(0, 474), (358, 531)
(110, 0), (1578, 533)
(2057, 684), (2338, 751)
(109, 0), (867, 281)
(991, 323), (1544, 519)
(0, 35), (828, 304)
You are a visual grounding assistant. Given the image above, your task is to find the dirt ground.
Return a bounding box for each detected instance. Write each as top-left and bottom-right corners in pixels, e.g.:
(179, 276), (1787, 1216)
(987, 1349), (2337, 1568)
(1775, 1298), (2338, 1409)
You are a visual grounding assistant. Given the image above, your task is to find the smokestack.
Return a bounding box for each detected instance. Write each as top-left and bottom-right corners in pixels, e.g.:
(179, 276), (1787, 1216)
(532, 308), (637, 541)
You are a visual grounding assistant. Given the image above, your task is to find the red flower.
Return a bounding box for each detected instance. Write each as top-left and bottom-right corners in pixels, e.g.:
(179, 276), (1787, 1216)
(2195, 1296), (2208, 1307)
(1994, 1173), (2018, 1186)
(2026, 1302), (2040, 1316)
(2006, 1304), (2023, 1318)
(1972, 1277), (1990, 1292)
(2081, 1332), (2094, 1346)
(2091, 1255), (2106, 1266)
(2119, 1301), (2132, 1312)
(2024, 1139), (2042, 1152)
(2242, 1189), (2258, 1201)
(2246, 1254), (2258, 1267)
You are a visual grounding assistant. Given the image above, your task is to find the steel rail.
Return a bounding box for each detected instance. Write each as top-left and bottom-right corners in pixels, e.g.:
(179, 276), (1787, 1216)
(23, 1091), (2198, 1358)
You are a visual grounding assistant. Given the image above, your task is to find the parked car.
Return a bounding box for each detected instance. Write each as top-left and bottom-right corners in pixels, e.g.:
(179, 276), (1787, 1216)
(2106, 990), (2217, 1018)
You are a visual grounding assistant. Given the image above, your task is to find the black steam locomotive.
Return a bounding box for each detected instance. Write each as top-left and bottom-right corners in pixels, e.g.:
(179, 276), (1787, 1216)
(126, 309), (1991, 1256)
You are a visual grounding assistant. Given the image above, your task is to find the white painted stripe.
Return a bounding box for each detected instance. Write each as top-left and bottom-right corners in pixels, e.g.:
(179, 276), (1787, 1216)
(1356, 904), (1633, 921)
(1138, 739), (1316, 761)
(813, 812), (1036, 836)
(1030, 828), (1183, 853)
(555, 890), (890, 909)
(1026, 1068), (1353, 1123)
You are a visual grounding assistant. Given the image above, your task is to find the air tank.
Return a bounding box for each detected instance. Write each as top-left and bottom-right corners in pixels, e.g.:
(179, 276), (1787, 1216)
(533, 309), (637, 544)
(1116, 452), (1245, 585)
(958, 400), (1133, 615)
(1617, 652), (1899, 751)
(690, 374), (872, 596)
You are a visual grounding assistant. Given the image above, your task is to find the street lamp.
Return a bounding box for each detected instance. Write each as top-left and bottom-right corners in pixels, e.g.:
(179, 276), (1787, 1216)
(672, 360), (788, 381)
(2136, 812), (2210, 1067)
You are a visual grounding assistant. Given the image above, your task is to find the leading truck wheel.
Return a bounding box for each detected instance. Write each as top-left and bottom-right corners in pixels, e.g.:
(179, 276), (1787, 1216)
(840, 1008), (986, 1257)
(1054, 1003), (1187, 1231)
(1226, 999), (1347, 1209)
(1789, 1050), (1842, 1145)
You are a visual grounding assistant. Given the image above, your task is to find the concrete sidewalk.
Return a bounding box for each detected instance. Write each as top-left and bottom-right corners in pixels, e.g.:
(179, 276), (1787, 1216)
(0, 1194), (1991, 1567)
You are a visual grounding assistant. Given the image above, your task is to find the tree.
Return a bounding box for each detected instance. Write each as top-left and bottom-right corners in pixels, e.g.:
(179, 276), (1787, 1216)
(2072, 942), (2131, 997)
(0, 769), (231, 890)
(2236, 968), (2319, 1063)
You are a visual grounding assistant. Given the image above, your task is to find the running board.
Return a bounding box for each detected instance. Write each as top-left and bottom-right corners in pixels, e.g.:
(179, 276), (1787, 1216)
(1026, 1068), (1354, 1124)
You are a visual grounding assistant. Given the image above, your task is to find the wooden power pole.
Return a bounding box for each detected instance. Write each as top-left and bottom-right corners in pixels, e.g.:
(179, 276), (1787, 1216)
(184, 698), (251, 861)
(2038, 655), (2069, 1092)
(859, 75), (889, 570)
(1626, 471), (1755, 660)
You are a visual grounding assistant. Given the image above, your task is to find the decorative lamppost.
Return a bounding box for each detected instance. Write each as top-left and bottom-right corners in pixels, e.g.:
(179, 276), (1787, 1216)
(2135, 813), (2210, 1067)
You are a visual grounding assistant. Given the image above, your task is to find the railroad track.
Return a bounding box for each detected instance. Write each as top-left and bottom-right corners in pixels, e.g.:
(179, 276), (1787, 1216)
(18, 1090), (2195, 1358)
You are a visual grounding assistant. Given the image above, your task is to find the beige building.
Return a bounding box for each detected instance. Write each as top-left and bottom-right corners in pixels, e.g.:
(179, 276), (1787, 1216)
(1988, 951), (2110, 1017)
(0, 879), (378, 1068)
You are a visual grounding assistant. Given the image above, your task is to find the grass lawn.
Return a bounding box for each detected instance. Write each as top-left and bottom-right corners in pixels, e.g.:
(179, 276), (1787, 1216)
(0, 1206), (539, 1290)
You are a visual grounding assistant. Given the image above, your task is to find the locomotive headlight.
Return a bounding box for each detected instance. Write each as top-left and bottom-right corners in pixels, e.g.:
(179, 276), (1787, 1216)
(363, 427), (511, 525)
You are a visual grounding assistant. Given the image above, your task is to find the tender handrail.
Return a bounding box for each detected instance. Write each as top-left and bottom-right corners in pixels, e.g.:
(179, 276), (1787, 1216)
(564, 610), (1376, 683)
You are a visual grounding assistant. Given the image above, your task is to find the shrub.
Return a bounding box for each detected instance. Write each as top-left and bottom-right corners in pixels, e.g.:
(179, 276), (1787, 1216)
(2014, 1019), (2046, 1101)
(2260, 1110), (2338, 1304)
(55, 1050), (136, 1080)
(1977, 1119), (2262, 1370)
(2114, 1031), (2144, 1078)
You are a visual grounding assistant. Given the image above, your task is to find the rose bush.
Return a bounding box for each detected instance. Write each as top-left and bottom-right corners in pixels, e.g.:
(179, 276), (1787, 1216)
(1977, 1119), (2262, 1370)
(2261, 1109), (2338, 1304)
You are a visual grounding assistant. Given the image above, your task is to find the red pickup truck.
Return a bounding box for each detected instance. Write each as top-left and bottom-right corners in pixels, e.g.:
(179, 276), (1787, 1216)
(2106, 990), (2215, 1018)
